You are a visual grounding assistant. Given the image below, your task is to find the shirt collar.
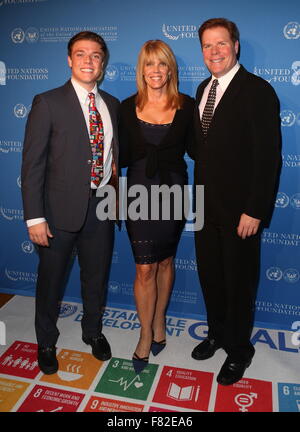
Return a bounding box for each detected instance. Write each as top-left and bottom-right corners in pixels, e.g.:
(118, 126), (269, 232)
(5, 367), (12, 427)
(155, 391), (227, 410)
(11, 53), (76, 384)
(71, 78), (98, 104)
(211, 62), (240, 92)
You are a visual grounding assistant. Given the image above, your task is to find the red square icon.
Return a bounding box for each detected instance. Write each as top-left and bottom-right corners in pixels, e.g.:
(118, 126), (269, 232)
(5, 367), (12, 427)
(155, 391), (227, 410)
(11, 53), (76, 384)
(152, 366), (213, 411)
(214, 378), (273, 412)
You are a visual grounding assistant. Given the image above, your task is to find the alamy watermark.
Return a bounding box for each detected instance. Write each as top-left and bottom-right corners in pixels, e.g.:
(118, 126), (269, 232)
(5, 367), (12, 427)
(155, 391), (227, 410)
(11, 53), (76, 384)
(95, 178), (204, 231)
(0, 320), (6, 345)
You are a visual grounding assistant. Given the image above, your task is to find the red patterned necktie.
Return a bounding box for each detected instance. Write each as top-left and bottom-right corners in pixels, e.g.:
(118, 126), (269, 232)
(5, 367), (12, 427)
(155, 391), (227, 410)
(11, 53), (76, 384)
(88, 92), (104, 187)
(201, 79), (219, 136)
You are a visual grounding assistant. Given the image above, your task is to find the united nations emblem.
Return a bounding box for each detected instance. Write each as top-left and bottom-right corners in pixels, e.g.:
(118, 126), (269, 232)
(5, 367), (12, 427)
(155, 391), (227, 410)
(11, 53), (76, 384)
(266, 267), (283, 282)
(283, 22), (300, 40)
(280, 110), (296, 127)
(58, 303), (78, 318)
(21, 241), (34, 254)
(275, 192), (289, 208)
(11, 28), (25, 44)
(14, 104), (27, 119)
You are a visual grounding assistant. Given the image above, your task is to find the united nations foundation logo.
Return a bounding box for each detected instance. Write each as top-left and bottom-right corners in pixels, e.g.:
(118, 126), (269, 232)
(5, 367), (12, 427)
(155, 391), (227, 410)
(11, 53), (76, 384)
(0, 61), (6, 85)
(17, 176), (21, 188)
(290, 193), (300, 210)
(58, 303), (78, 318)
(11, 28), (25, 43)
(14, 104), (28, 119)
(253, 61), (300, 85)
(283, 22), (300, 40)
(0, 206), (23, 221)
(283, 268), (300, 284)
(280, 110), (296, 127)
(25, 27), (39, 43)
(5, 268), (37, 283)
(105, 65), (119, 82)
(266, 267), (283, 281)
(275, 192), (289, 208)
(5, 268), (19, 281)
(0, 140), (22, 153)
(162, 24), (197, 40)
(291, 61), (300, 86)
(21, 240), (34, 254)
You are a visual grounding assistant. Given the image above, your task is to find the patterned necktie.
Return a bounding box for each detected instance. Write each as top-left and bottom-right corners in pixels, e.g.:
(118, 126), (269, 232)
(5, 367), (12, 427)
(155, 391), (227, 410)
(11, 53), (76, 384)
(88, 92), (104, 187)
(201, 79), (219, 136)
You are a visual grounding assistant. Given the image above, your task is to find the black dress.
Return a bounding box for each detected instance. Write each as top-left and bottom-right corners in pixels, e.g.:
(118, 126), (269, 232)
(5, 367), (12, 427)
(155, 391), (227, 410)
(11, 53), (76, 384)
(119, 94), (195, 265)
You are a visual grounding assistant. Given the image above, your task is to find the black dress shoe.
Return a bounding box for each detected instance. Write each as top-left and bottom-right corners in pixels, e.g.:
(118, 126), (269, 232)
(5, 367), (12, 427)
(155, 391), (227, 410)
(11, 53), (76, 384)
(217, 357), (252, 386)
(132, 352), (149, 374)
(191, 338), (221, 360)
(37, 346), (58, 375)
(151, 339), (166, 356)
(82, 334), (112, 361)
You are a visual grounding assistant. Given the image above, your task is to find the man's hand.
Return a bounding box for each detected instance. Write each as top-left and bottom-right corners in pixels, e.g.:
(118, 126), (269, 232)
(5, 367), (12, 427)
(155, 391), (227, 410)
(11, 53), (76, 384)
(237, 213), (261, 239)
(28, 222), (53, 246)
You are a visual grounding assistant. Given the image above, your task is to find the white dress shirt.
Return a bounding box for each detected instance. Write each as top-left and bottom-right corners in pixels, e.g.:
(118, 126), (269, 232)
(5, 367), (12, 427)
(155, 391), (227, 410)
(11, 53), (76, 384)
(26, 79), (113, 227)
(199, 62), (240, 118)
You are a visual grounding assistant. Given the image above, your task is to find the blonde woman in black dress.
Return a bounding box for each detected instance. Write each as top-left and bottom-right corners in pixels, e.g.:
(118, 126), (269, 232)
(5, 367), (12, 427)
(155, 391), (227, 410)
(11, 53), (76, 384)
(120, 40), (194, 373)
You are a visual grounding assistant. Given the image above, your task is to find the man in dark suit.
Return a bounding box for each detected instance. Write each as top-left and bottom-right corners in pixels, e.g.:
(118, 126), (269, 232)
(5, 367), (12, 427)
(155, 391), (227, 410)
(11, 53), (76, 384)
(191, 18), (281, 385)
(21, 31), (119, 374)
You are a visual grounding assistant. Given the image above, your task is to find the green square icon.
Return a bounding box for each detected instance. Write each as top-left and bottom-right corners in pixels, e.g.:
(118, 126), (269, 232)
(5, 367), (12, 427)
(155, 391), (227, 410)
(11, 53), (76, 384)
(95, 357), (158, 401)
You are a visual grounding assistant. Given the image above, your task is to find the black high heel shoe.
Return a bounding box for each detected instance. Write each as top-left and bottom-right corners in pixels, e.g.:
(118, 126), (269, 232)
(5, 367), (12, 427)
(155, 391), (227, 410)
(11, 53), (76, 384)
(132, 352), (149, 374)
(151, 339), (166, 356)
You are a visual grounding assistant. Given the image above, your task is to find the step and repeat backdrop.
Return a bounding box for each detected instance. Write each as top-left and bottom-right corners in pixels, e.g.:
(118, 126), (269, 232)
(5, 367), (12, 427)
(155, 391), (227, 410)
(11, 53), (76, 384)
(0, 0), (299, 330)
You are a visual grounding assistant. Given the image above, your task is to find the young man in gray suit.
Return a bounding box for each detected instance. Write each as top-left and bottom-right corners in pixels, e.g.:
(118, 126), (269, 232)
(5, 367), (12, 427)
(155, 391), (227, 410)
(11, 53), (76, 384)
(21, 31), (119, 374)
(191, 18), (281, 385)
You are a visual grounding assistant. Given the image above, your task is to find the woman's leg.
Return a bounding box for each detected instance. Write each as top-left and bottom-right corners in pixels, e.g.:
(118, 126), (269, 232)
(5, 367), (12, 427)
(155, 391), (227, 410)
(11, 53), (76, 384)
(133, 262), (158, 357)
(152, 256), (174, 342)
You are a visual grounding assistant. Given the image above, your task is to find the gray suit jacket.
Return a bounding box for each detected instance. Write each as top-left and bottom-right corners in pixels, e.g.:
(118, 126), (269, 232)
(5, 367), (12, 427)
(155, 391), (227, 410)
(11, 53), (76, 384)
(21, 80), (119, 231)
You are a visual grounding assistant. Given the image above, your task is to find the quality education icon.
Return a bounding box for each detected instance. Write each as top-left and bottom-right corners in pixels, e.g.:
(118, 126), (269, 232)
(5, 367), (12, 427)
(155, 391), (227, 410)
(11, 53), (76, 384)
(152, 365), (213, 411)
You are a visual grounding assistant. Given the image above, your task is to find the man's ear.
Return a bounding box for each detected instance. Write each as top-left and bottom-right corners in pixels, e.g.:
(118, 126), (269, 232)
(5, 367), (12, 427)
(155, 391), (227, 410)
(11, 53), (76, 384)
(67, 56), (72, 68)
(235, 40), (239, 55)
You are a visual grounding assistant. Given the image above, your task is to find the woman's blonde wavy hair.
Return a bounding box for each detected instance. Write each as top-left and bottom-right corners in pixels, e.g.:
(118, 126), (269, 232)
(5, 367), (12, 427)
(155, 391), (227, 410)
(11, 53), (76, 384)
(135, 39), (183, 110)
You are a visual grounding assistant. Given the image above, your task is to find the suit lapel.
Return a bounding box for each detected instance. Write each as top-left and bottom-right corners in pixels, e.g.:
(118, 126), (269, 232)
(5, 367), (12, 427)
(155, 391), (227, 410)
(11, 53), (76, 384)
(62, 80), (90, 143)
(209, 66), (248, 131)
(99, 89), (118, 141)
(196, 66), (249, 138)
